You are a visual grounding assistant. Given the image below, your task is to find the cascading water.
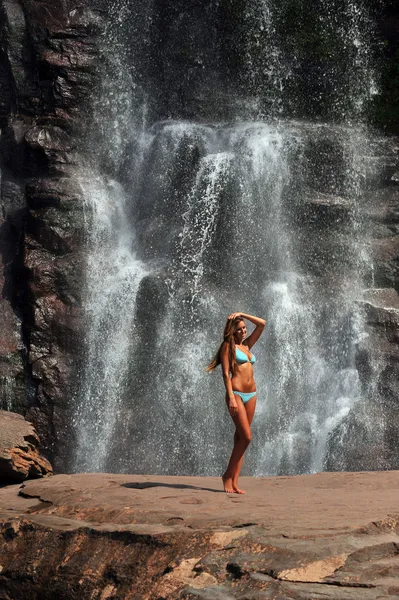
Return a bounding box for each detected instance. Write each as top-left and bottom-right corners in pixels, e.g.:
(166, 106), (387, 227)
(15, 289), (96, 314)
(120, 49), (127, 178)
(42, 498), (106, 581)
(72, 0), (384, 475)
(72, 177), (147, 471)
(1, 376), (15, 411)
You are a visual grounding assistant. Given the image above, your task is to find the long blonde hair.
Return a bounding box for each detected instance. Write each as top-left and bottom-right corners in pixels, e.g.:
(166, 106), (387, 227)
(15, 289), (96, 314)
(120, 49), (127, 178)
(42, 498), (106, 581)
(206, 316), (243, 373)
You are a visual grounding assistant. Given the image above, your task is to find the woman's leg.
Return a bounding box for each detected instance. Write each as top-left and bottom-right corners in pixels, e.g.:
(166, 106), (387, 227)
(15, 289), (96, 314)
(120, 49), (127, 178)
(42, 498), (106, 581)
(222, 395), (253, 493)
(232, 396), (256, 493)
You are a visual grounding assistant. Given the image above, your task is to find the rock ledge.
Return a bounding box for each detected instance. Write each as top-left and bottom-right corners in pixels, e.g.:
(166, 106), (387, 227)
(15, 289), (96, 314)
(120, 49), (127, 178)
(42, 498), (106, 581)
(1, 471), (399, 598)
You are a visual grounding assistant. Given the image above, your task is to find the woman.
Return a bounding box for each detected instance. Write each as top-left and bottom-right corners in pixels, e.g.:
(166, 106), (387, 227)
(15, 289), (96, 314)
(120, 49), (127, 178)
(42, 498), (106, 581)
(207, 312), (266, 494)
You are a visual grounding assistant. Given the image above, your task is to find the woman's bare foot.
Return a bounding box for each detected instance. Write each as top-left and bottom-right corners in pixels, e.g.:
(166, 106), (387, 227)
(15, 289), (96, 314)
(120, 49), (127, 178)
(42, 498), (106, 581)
(222, 473), (235, 493)
(233, 483), (246, 494)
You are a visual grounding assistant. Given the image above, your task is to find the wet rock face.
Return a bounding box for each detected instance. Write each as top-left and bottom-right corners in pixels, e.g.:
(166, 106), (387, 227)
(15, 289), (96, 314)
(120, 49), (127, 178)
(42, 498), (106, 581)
(0, 410), (52, 481)
(326, 285), (399, 472)
(322, 137), (399, 471)
(0, 0), (103, 468)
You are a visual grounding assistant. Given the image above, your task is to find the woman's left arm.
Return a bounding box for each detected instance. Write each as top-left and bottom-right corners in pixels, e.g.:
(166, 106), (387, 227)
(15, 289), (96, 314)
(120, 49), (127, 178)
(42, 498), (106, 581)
(229, 312), (266, 349)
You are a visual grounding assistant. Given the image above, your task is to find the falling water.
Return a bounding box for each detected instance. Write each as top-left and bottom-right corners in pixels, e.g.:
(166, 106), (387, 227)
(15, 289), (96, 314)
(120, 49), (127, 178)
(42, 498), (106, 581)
(1, 376), (15, 411)
(72, 176), (147, 471)
(179, 152), (234, 303)
(72, 0), (384, 475)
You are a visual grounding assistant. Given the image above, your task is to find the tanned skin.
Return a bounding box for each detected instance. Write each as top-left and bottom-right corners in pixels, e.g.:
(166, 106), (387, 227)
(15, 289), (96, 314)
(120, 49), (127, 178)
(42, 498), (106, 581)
(220, 312), (266, 494)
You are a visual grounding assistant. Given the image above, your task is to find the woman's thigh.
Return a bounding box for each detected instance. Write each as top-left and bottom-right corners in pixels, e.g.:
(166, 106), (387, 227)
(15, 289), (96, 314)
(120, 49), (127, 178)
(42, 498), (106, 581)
(244, 395), (257, 425)
(231, 394), (253, 439)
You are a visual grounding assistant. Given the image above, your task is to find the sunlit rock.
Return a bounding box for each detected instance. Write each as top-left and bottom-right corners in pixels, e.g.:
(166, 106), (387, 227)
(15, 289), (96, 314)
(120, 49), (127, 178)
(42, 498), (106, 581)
(0, 410), (52, 481)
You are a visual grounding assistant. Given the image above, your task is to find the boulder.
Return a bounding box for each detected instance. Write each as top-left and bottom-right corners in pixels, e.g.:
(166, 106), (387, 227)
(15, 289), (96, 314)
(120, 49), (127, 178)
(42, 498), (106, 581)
(0, 410), (52, 482)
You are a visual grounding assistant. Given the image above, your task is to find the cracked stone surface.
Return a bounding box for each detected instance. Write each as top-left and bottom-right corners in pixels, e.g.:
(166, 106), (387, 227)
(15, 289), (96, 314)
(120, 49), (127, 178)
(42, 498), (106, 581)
(0, 410), (52, 482)
(1, 471), (399, 598)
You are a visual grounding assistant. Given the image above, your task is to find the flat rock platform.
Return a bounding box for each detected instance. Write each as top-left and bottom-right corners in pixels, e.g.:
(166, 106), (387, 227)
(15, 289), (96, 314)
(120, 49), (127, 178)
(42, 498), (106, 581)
(1, 471), (399, 598)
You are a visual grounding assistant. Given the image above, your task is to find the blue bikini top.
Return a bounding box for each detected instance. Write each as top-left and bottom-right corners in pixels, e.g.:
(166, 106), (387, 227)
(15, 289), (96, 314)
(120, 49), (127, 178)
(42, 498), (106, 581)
(236, 346), (256, 365)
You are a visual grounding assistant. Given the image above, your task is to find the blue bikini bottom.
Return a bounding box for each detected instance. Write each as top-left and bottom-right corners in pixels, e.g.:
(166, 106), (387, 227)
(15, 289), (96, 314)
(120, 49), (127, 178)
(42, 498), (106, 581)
(233, 391), (257, 404)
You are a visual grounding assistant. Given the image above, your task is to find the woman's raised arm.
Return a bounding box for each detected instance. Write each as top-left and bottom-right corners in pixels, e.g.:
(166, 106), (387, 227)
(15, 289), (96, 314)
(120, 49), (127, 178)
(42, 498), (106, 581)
(228, 312), (266, 349)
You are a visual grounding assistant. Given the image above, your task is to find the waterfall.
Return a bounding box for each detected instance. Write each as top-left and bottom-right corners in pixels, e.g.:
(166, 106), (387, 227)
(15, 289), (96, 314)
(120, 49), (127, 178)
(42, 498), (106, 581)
(72, 0), (383, 475)
(1, 376), (15, 411)
(72, 176), (147, 471)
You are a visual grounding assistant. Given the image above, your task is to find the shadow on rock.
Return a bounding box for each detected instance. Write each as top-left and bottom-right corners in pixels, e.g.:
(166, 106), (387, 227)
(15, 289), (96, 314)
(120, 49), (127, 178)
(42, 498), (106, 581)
(121, 482), (224, 493)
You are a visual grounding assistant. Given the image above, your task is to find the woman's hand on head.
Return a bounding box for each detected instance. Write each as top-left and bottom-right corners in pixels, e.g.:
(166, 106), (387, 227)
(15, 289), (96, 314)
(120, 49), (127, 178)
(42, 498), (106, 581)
(228, 312), (242, 321)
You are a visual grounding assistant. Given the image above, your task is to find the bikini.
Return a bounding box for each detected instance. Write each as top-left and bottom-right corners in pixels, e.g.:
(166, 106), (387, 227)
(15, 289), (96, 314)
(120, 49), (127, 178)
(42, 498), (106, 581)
(233, 347), (257, 404)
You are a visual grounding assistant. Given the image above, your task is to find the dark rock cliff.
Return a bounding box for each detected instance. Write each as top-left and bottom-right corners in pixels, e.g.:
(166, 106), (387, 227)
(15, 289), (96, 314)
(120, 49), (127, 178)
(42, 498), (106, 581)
(0, 0), (103, 468)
